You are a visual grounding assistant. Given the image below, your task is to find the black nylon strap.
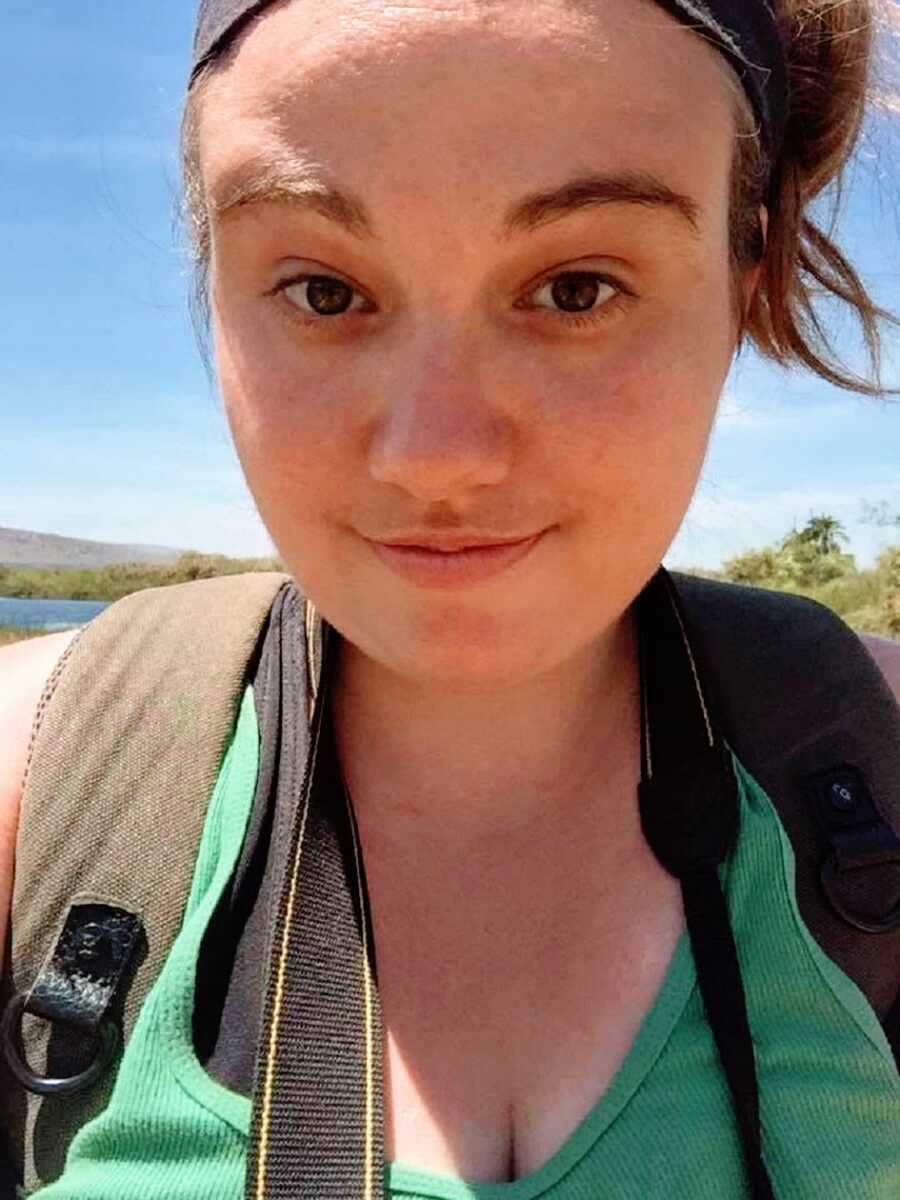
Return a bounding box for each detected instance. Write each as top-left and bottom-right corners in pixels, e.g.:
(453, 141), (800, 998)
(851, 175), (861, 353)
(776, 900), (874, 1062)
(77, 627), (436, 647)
(885, 989), (900, 1065)
(681, 868), (773, 1200)
(245, 602), (384, 1200)
(669, 572), (900, 1064)
(638, 568), (775, 1199)
(0, 1147), (18, 1199)
(194, 583), (294, 1089)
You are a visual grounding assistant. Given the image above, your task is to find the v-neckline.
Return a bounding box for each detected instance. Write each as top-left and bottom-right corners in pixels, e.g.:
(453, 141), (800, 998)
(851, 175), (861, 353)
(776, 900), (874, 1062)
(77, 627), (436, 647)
(386, 925), (697, 1200)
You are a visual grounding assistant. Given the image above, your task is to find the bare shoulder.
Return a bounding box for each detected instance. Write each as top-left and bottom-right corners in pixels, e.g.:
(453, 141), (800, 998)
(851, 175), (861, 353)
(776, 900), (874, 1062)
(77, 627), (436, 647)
(0, 629), (81, 974)
(0, 629), (80, 803)
(859, 633), (900, 702)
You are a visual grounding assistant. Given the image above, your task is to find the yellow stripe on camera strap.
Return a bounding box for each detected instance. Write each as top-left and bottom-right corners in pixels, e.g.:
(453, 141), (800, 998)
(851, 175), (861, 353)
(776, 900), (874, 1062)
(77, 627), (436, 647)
(246, 604), (384, 1199)
(245, 570), (772, 1198)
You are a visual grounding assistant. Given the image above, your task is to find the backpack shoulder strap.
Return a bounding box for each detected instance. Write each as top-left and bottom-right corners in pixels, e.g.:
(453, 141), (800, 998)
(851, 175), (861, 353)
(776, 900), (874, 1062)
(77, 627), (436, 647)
(669, 572), (900, 1034)
(1, 570), (289, 1190)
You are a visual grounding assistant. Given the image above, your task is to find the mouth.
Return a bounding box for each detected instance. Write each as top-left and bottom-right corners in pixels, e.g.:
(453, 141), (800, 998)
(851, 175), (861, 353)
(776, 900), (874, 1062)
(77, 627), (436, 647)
(367, 530), (548, 588)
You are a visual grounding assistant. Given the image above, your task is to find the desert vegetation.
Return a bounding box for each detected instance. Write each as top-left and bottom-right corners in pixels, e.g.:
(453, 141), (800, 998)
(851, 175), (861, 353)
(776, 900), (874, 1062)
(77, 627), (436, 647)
(0, 551), (283, 645)
(0, 551), (283, 604)
(717, 511), (899, 639)
(0, 628), (33, 647)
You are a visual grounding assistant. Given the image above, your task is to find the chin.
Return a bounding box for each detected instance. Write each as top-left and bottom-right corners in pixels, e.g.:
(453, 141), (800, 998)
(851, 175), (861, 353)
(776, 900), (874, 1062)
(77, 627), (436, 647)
(370, 601), (569, 691)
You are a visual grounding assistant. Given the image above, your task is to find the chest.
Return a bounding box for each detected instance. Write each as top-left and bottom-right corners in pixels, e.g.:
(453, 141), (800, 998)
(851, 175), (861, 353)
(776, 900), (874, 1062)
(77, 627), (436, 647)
(363, 816), (686, 1184)
(60, 702), (899, 1200)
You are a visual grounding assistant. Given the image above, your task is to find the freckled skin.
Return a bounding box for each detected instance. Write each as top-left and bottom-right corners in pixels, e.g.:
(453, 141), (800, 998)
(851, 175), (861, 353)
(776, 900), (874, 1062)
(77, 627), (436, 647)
(200, 0), (755, 691)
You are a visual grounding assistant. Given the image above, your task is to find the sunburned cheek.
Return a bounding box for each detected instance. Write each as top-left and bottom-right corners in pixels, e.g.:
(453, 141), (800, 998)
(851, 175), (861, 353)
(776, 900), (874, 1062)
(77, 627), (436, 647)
(530, 356), (686, 463)
(220, 353), (355, 469)
(214, 303), (339, 434)
(585, 326), (726, 438)
(237, 437), (348, 551)
(537, 347), (720, 558)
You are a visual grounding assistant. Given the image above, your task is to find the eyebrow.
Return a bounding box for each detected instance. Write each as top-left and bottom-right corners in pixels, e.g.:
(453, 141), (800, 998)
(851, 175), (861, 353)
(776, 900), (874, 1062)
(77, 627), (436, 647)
(211, 162), (702, 240)
(212, 162), (373, 237)
(503, 170), (702, 239)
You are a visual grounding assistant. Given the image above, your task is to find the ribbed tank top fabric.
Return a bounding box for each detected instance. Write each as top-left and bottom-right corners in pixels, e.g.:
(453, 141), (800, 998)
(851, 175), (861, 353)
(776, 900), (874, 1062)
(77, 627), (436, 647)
(31, 684), (900, 1199)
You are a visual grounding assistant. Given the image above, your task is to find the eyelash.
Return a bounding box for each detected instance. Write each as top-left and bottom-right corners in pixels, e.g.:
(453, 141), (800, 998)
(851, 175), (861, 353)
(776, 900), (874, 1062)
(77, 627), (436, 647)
(272, 269), (633, 330)
(521, 270), (633, 329)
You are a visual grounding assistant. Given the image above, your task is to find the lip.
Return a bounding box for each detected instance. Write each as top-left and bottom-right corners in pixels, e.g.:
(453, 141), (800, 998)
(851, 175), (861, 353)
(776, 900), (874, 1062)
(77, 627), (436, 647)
(368, 530), (547, 588)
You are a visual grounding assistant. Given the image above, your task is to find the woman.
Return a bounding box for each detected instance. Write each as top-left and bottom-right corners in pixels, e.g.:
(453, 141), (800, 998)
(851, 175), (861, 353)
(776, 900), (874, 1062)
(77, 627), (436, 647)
(1, 0), (899, 1196)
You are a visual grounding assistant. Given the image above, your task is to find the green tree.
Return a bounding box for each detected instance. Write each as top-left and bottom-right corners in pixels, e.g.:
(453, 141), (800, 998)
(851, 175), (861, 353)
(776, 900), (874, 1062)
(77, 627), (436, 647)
(723, 514), (856, 591)
(792, 513), (848, 557)
(774, 515), (853, 587)
(877, 546), (900, 637)
(722, 546), (780, 586)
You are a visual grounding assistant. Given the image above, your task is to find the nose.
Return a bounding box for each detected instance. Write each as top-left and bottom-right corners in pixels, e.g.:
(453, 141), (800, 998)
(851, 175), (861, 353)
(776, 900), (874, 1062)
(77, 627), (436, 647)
(366, 330), (512, 502)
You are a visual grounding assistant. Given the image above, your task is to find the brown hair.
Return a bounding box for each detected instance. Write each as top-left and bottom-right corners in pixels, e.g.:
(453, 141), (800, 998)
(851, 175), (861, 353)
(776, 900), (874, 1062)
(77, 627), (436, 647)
(180, 0), (899, 395)
(728, 0), (899, 395)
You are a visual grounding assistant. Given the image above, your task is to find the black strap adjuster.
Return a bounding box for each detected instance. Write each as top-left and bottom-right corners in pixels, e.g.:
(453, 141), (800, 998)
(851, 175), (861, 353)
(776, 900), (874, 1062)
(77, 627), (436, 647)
(1, 991), (120, 1096)
(808, 764), (900, 934)
(2, 901), (143, 1095)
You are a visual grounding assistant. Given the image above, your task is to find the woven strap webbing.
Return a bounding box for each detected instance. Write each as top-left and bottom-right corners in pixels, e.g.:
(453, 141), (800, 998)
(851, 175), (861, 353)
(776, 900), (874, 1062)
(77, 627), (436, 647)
(1, 571), (288, 1191)
(671, 573), (900, 1025)
(244, 609), (385, 1200)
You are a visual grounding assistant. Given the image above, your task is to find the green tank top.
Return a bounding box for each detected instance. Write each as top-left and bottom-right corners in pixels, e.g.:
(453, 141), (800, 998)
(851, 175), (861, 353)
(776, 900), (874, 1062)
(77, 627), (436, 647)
(32, 685), (900, 1199)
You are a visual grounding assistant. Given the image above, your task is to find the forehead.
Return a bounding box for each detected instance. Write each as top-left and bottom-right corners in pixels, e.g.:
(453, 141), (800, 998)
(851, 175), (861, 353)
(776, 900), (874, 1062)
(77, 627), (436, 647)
(197, 0), (736, 229)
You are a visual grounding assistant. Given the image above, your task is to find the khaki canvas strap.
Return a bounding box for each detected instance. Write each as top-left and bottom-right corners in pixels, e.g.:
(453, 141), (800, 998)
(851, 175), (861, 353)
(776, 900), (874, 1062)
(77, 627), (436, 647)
(1, 571), (288, 1192)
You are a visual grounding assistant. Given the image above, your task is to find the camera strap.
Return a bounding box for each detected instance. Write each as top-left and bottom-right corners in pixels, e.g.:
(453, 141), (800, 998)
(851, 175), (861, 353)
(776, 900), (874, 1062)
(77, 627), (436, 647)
(244, 567), (774, 1198)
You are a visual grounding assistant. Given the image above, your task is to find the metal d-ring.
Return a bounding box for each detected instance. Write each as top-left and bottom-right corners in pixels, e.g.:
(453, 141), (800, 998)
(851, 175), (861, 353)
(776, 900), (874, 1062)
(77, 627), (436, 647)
(1, 991), (120, 1096)
(820, 852), (900, 935)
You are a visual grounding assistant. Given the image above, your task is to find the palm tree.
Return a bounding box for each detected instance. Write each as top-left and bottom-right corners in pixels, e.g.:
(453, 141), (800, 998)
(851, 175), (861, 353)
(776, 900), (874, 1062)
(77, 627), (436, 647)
(798, 513), (848, 556)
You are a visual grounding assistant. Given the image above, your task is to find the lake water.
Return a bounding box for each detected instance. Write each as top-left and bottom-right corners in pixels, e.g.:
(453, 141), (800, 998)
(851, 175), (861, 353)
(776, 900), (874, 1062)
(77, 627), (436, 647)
(0, 596), (110, 631)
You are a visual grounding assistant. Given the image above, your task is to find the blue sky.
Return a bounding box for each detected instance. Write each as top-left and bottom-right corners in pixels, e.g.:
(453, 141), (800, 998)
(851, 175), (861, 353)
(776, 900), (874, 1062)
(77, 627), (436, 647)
(2, 3), (899, 568)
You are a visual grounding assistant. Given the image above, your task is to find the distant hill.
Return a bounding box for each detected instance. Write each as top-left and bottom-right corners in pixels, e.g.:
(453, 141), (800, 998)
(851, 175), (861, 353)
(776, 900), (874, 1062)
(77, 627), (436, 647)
(0, 527), (184, 570)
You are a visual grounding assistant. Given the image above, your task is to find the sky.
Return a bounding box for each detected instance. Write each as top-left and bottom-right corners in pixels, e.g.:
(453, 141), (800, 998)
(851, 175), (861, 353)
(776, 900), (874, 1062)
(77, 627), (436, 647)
(2, 3), (899, 570)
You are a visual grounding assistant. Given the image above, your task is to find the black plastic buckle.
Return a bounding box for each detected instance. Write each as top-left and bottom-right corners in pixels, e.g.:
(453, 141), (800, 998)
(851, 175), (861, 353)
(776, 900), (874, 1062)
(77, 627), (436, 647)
(807, 764), (900, 934)
(1, 901), (143, 1095)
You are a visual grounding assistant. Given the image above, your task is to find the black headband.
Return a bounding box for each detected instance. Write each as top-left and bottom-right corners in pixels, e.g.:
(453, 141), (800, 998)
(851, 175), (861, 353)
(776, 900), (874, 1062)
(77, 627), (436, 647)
(192, 0), (788, 163)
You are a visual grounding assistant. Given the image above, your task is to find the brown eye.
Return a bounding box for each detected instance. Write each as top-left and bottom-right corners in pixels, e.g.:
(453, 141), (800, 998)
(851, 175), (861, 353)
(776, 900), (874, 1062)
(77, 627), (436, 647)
(549, 273), (605, 312)
(282, 274), (364, 317)
(306, 276), (353, 314)
(528, 271), (619, 319)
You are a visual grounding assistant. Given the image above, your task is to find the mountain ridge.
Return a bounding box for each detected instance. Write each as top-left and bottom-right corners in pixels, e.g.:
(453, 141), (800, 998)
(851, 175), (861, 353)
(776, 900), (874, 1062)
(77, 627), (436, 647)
(0, 527), (184, 570)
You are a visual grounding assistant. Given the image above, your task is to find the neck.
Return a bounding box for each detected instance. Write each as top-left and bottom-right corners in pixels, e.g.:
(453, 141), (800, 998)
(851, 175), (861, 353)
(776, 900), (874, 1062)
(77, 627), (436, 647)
(330, 609), (639, 844)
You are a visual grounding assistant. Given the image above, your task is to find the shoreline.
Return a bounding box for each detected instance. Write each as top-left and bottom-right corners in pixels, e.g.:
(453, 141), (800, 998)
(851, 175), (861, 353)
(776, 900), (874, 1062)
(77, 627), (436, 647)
(0, 626), (40, 647)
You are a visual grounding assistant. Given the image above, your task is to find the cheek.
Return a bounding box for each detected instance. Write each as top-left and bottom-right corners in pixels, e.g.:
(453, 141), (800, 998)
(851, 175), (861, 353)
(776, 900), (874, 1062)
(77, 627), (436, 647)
(528, 299), (732, 535)
(214, 299), (344, 450)
(213, 309), (358, 574)
(214, 283), (364, 455)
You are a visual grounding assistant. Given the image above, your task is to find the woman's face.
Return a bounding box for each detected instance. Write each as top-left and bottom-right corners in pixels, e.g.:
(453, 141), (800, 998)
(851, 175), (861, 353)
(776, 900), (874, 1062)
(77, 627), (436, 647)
(199, 0), (753, 687)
